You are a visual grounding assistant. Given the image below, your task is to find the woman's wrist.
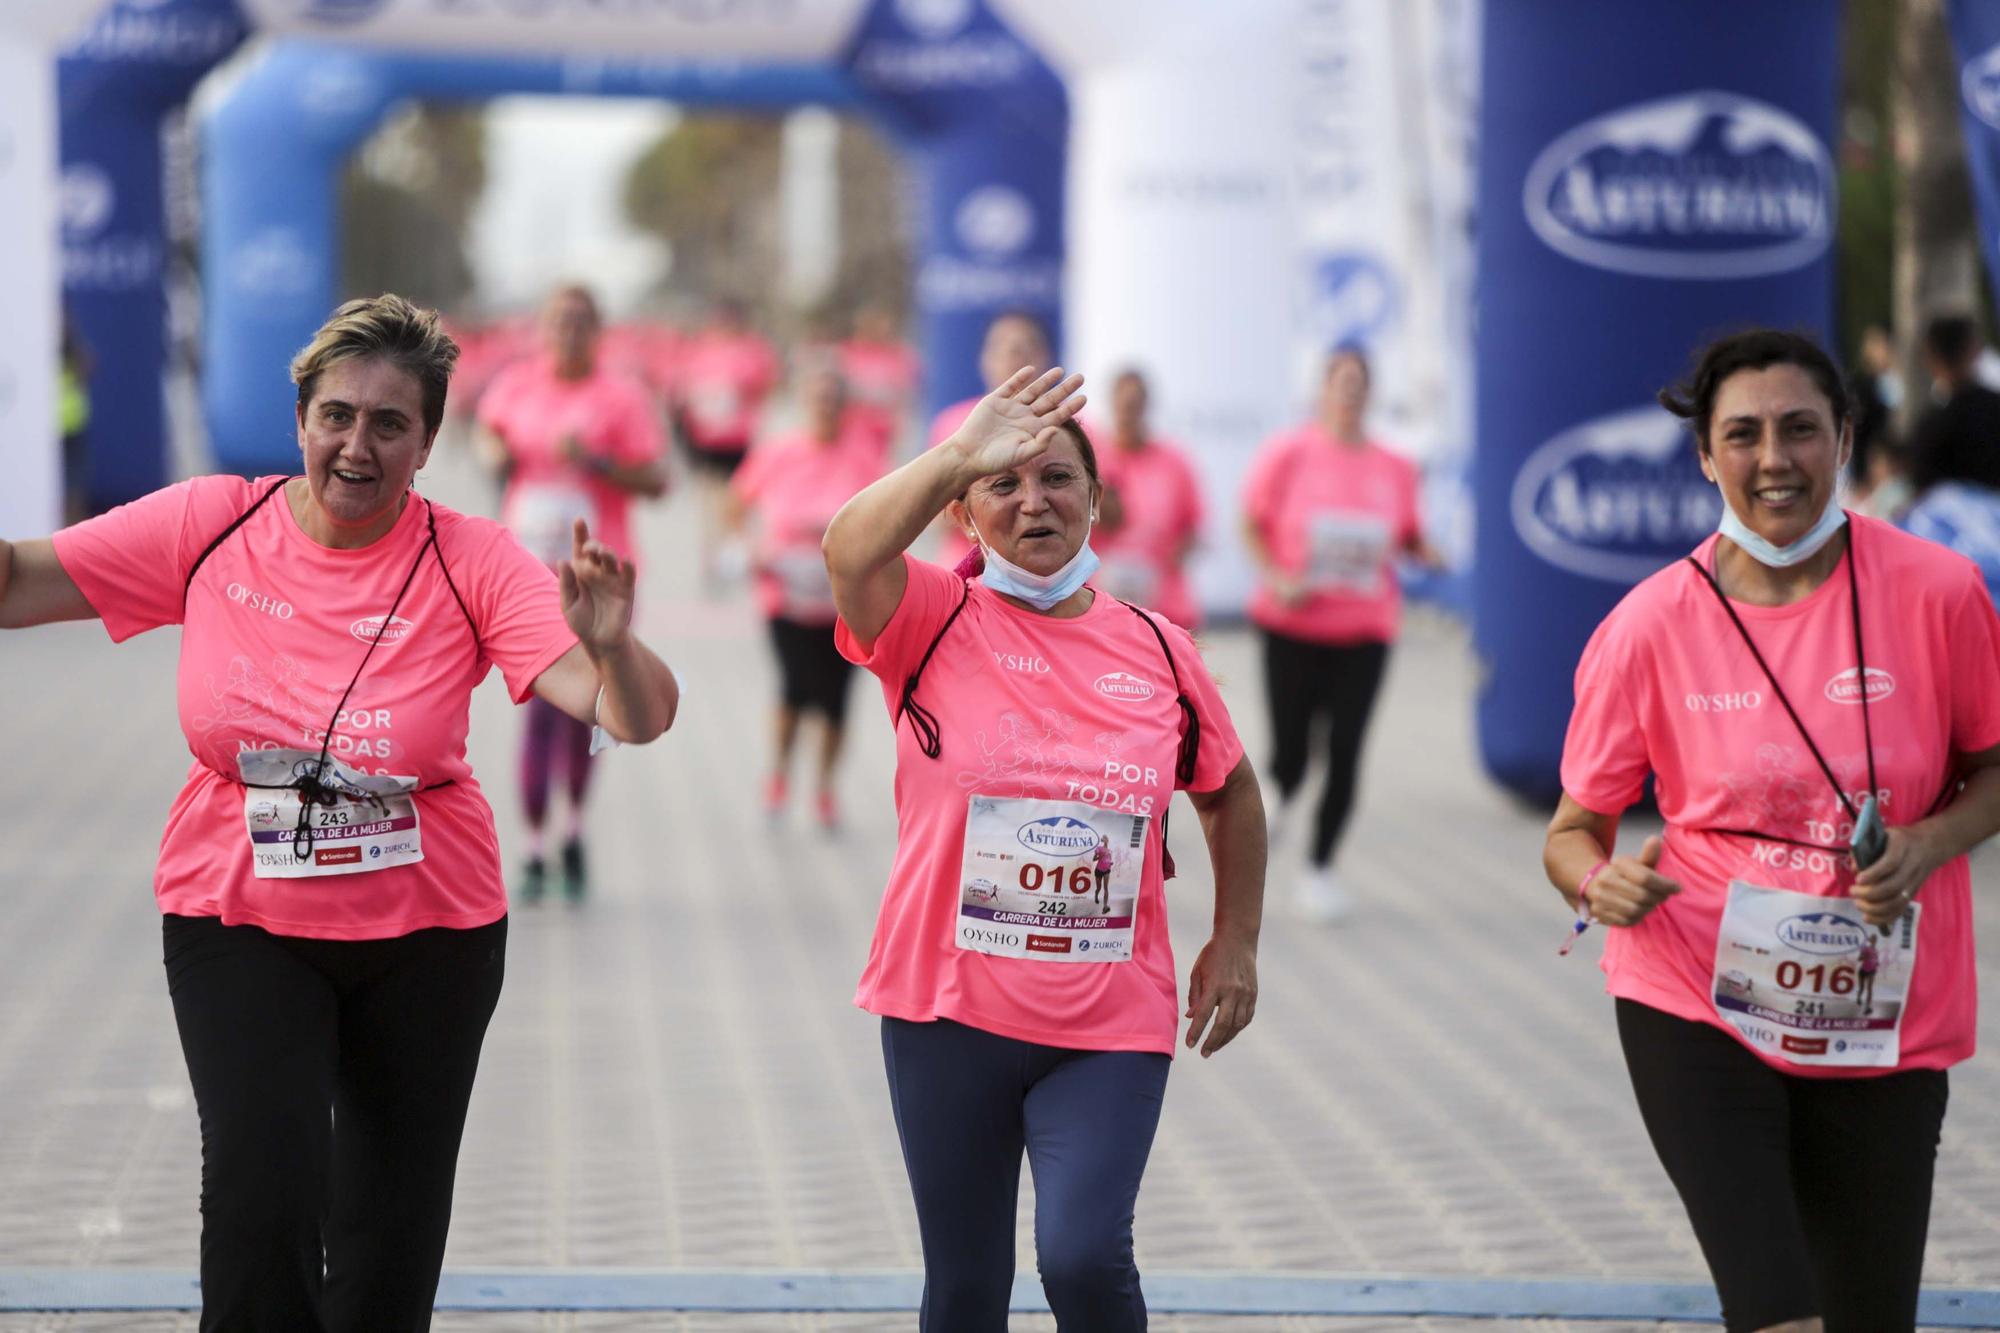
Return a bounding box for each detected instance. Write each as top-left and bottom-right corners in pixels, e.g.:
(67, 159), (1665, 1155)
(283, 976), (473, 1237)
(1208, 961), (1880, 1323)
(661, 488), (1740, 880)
(583, 629), (638, 665)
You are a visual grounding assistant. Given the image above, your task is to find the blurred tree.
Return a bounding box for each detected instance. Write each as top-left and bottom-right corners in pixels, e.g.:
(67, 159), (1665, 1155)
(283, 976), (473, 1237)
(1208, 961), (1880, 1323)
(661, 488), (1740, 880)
(1892, 0), (1980, 434)
(1838, 0), (1895, 362)
(341, 102), (487, 309)
(623, 114), (785, 316)
(623, 112), (909, 332)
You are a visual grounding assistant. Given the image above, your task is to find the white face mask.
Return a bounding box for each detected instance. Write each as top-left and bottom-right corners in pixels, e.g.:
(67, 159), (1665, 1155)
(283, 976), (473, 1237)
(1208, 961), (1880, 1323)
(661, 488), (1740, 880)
(1716, 492), (1847, 568)
(972, 512), (1100, 611)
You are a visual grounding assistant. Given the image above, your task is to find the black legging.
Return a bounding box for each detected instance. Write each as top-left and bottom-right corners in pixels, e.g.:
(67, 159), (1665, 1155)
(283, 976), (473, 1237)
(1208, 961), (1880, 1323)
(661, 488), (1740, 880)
(1617, 999), (1947, 1332)
(1260, 629), (1389, 867)
(163, 913), (507, 1332)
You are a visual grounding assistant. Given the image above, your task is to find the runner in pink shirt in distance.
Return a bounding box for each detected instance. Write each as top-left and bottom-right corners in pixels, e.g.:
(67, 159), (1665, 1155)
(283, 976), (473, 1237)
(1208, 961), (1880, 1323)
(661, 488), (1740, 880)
(0, 295), (680, 1330)
(476, 284), (668, 900)
(824, 364), (1265, 1332)
(674, 297), (780, 589)
(1545, 329), (2000, 1330)
(1242, 346), (1444, 924)
(727, 361), (885, 831)
(839, 302), (921, 467)
(925, 309), (1052, 571)
(1094, 368), (1206, 631)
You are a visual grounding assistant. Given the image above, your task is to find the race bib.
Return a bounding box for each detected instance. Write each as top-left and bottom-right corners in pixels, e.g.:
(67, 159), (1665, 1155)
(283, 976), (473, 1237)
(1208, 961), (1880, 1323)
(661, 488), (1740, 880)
(1305, 510), (1392, 593)
(1712, 880), (1920, 1068)
(507, 482), (597, 565)
(956, 796), (1146, 963)
(768, 546), (836, 620)
(239, 749), (423, 880)
(687, 384), (742, 434)
(1097, 556), (1160, 606)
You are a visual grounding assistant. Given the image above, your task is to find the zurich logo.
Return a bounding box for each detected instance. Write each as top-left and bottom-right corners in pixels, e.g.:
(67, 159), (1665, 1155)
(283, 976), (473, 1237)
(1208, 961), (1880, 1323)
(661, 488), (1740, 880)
(60, 164), (114, 239)
(1523, 90), (1834, 280)
(896, 0), (974, 40)
(289, 0), (389, 23)
(1017, 816), (1100, 857)
(1510, 405), (1721, 583)
(956, 185), (1035, 260)
(1965, 43), (2000, 130)
(1307, 253), (1398, 348)
(1775, 911), (1868, 957)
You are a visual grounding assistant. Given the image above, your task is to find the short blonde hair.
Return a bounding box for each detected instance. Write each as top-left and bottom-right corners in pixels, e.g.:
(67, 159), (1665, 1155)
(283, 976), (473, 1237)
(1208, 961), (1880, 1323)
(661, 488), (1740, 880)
(290, 293), (460, 435)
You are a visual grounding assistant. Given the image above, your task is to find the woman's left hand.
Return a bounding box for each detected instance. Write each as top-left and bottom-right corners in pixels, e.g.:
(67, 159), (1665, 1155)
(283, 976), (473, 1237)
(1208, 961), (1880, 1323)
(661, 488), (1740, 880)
(1851, 824), (1945, 929)
(1184, 934), (1258, 1058)
(557, 518), (637, 656)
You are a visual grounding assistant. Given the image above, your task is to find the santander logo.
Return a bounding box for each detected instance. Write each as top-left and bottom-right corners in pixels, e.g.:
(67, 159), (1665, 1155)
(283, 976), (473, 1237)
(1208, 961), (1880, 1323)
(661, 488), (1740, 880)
(350, 614), (415, 646)
(1094, 671), (1157, 703)
(1825, 666), (1894, 706)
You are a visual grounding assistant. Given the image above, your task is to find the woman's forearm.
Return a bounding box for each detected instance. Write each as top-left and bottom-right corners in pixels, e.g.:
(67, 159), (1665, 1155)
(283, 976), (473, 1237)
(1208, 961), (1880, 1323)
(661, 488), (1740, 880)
(825, 438), (980, 580)
(591, 636), (678, 742)
(1194, 761), (1266, 946)
(1543, 797), (1620, 910)
(1914, 760), (2000, 864)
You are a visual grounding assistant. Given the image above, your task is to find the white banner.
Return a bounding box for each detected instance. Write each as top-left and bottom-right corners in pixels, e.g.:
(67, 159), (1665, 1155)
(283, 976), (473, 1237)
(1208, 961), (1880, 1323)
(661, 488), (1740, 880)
(0, 37), (61, 539)
(236, 0), (869, 61)
(991, 0), (1301, 612)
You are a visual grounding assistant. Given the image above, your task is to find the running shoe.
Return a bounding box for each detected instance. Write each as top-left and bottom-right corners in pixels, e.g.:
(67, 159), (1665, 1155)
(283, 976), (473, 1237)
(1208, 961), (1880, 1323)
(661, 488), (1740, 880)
(815, 789), (840, 834)
(518, 855), (547, 904)
(560, 838), (587, 901)
(1295, 865), (1353, 925)
(764, 773), (789, 825)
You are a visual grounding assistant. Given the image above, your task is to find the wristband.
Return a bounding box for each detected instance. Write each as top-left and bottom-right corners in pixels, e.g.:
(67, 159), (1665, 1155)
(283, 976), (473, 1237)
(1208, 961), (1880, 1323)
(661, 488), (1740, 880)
(1557, 859), (1609, 957)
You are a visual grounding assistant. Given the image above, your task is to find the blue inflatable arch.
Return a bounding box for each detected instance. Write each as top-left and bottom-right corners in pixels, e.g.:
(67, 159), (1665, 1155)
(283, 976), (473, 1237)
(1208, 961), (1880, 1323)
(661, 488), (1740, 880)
(201, 3), (1068, 477)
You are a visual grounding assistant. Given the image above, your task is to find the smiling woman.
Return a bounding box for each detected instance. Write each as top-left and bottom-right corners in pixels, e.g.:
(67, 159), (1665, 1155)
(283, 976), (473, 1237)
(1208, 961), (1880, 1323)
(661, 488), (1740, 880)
(0, 292), (681, 1330)
(1541, 329), (2000, 1331)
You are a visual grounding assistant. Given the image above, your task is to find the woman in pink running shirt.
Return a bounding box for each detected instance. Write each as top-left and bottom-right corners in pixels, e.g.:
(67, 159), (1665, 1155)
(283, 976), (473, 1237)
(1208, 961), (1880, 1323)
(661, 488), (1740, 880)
(0, 295), (680, 1332)
(825, 365), (1265, 1332)
(1242, 346), (1443, 923)
(1094, 368), (1206, 631)
(1545, 329), (2000, 1331)
(727, 361), (884, 830)
(478, 284), (668, 900)
(839, 302), (920, 466)
(674, 297), (779, 587)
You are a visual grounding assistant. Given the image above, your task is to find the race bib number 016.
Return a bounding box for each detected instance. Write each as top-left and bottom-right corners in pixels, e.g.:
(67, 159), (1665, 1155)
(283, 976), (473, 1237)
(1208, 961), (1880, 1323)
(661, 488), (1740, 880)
(1711, 880), (1919, 1068)
(239, 749), (424, 880)
(957, 795), (1147, 963)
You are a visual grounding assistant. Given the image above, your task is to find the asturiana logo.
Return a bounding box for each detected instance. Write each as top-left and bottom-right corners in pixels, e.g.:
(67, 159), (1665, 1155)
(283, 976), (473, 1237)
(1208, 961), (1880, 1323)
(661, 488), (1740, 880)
(1510, 405), (1720, 583)
(1964, 42), (2000, 130)
(1522, 90), (1834, 280)
(1825, 666), (1895, 706)
(349, 614), (415, 645)
(1775, 911), (1867, 957)
(1016, 815), (1100, 857)
(1094, 671), (1157, 703)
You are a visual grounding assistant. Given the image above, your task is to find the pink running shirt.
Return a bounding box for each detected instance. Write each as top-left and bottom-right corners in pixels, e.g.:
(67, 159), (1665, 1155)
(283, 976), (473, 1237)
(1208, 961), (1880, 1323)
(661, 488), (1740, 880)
(1095, 437), (1206, 631)
(1561, 516), (2000, 1075)
(477, 355), (665, 563)
(1242, 424), (1420, 644)
(836, 556), (1247, 1054)
(52, 476), (578, 941)
(676, 331), (779, 452)
(732, 430), (884, 625)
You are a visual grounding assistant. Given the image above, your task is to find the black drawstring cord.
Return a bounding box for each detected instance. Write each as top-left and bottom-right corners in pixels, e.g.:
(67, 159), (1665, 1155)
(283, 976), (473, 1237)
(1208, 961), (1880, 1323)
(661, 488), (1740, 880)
(895, 578), (971, 759)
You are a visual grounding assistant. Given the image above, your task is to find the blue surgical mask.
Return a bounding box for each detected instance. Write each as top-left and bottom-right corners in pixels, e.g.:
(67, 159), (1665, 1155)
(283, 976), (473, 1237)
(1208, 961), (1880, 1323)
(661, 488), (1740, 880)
(976, 517), (1100, 610)
(1717, 493), (1847, 568)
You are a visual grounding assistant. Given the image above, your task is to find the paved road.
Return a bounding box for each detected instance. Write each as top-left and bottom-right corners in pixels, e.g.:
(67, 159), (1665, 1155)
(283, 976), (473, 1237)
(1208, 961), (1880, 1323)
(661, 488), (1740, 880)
(5, 449), (1999, 1330)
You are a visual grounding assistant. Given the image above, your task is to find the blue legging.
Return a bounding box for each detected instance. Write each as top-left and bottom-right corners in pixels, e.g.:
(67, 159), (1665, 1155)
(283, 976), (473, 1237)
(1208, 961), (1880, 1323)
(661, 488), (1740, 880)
(880, 1016), (1170, 1332)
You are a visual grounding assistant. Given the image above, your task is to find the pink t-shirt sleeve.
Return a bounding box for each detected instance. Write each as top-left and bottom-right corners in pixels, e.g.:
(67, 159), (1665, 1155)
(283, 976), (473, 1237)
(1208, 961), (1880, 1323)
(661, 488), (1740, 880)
(730, 443), (776, 506)
(1156, 616), (1245, 793)
(1560, 611), (1653, 815)
(50, 476), (261, 643)
(1947, 573), (2000, 755)
(835, 553), (963, 676)
(443, 514), (579, 702)
(1240, 436), (1284, 537)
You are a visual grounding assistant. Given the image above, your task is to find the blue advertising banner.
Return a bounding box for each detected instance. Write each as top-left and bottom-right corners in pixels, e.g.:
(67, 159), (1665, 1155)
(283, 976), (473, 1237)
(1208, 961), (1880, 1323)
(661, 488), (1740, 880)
(1948, 0), (2000, 327)
(1474, 0), (1840, 803)
(59, 0), (247, 511)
